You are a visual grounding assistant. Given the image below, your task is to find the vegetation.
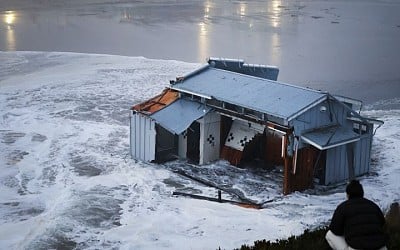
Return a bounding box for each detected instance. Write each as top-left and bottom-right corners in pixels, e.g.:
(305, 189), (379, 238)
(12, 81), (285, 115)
(236, 227), (330, 250)
(235, 202), (400, 250)
(235, 226), (400, 250)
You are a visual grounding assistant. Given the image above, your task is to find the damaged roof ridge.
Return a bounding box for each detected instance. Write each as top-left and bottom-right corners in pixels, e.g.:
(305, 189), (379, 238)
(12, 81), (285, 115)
(208, 57), (279, 70)
(173, 64), (210, 83)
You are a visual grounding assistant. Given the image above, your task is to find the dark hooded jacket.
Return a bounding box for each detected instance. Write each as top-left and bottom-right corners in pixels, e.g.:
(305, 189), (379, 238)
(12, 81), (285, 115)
(329, 197), (386, 250)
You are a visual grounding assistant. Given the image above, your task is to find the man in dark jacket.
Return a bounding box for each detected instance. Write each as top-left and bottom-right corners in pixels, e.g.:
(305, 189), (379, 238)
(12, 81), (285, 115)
(325, 180), (387, 250)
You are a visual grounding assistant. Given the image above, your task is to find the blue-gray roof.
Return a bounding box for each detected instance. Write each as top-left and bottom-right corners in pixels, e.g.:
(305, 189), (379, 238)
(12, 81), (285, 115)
(301, 125), (360, 150)
(150, 98), (211, 134)
(171, 67), (327, 121)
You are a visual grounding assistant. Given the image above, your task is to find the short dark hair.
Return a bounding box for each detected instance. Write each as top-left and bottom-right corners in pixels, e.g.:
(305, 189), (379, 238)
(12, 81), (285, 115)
(346, 180), (364, 199)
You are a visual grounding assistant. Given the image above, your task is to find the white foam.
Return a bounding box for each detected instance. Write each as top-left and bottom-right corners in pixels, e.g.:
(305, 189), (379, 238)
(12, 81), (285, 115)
(0, 51), (399, 249)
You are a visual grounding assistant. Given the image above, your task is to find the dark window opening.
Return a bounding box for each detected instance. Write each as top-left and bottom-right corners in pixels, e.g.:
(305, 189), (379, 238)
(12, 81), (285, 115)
(155, 124), (178, 163)
(187, 122), (200, 164)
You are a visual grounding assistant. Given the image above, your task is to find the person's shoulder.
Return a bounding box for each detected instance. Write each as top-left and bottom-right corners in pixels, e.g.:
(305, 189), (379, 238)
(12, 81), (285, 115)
(362, 197), (379, 207)
(360, 197), (384, 213)
(336, 199), (351, 210)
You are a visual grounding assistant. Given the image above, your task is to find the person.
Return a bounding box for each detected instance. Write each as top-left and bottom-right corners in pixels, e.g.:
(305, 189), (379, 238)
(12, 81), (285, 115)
(385, 202), (400, 232)
(325, 180), (387, 250)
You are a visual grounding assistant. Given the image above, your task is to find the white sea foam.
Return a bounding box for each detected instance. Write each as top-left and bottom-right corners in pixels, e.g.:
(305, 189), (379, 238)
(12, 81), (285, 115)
(0, 51), (399, 250)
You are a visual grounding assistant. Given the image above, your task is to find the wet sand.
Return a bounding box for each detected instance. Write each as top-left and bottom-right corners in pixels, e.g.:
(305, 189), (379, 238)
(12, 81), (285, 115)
(1, 0), (400, 104)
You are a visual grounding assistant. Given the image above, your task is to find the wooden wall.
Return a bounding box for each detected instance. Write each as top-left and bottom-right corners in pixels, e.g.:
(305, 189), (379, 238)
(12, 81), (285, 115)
(284, 143), (319, 194)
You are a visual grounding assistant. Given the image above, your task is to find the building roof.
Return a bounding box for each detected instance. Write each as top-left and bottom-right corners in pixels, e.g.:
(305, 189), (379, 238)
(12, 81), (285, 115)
(301, 125), (360, 150)
(150, 98), (211, 134)
(171, 66), (327, 122)
(131, 89), (179, 114)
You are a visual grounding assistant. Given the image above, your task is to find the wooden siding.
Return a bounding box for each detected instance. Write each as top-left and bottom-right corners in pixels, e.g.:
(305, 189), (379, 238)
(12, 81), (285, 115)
(221, 146), (243, 166)
(284, 145), (318, 194)
(265, 130), (284, 166)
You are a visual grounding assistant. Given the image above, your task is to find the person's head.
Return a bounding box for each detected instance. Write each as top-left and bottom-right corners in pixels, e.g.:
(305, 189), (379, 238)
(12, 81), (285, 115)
(346, 180), (364, 199)
(390, 202), (399, 211)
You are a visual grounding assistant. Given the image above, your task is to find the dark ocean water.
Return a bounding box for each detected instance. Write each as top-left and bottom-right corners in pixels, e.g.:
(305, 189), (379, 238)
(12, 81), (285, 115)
(1, 0), (400, 104)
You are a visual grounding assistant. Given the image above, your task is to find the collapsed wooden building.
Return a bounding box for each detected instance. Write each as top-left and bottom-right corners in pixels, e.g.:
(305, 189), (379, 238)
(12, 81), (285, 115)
(130, 58), (382, 194)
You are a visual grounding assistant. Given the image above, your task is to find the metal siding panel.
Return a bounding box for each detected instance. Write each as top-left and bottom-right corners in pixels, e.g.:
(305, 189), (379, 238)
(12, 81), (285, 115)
(144, 117), (150, 161)
(333, 148), (339, 183)
(130, 114), (136, 158)
(130, 114), (156, 162)
(361, 139), (367, 173)
(145, 118), (151, 161)
(341, 106), (346, 124)
(135, 114), (140, 159)
(311, 107), (318, 128)
(134, 114), (140, 159)
(334, 147), (340, 182)
(293, 101), (335, 137)
(325, 149), (334, 184)
(362, 138), (368, 174)
(325, 150), (331, 184)
(333, 147), (343, 182)
(361, 137), (369, 174)
(354, 140), (362, 176)
(142, 115), (147, 161)
(146, 117), (156, 162)
(336, 147), (341, 181)
(337, 105), (344, 124)
(341, 145), (349, 180)
(357, 139), (364, 175)
(328, 146), (348, 184)
(365, 136), (372, 172)
(141, 115), (146, 160)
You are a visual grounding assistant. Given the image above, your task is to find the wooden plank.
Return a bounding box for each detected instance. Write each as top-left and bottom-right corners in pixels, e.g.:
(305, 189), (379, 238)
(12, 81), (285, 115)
(265, 130), (284, 166)
(220, 146), (243, 166)
(172, 168), (256, 205)
(172, 191), (262, 209)
(284, 145), (318, 194)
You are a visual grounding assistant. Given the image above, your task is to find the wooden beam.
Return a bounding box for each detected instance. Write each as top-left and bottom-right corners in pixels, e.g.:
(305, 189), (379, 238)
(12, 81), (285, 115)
(172, 191), (262, 209)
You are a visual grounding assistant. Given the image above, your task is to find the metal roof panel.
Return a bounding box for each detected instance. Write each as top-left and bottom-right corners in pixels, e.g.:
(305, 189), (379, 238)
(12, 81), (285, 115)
(150, 99), (210, 134)
(172, 68), (326, 120)
(301, 126), (360, 150)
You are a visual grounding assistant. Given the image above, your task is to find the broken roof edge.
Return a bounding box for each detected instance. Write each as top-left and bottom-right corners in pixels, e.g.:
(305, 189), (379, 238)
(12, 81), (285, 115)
(149, 98), (211, 135)
(131, 88), (179, 115)
(207, 57), (279, 81)
(207, 57), (279, 70)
